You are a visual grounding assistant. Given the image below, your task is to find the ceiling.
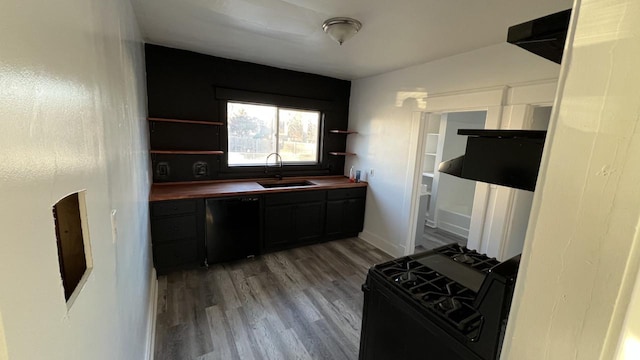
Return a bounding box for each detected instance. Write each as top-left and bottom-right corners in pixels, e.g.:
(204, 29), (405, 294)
(130, 0), (573, 80)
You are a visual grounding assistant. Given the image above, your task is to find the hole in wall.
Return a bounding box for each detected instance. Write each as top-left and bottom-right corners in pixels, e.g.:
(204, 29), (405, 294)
(52, 191), (93, 304)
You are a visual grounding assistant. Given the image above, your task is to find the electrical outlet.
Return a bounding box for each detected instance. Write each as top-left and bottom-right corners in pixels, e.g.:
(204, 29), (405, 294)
(193, 161), (209, 178)
(156, 162), (170, 178)
(369, 168), (375, 177)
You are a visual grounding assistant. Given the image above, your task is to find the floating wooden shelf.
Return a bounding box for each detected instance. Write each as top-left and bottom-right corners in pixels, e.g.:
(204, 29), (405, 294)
(150, 150), (224, 155)
(148, 117), (224, 126)
(329, 130), (358, 134)
(329, 152), (356, 156)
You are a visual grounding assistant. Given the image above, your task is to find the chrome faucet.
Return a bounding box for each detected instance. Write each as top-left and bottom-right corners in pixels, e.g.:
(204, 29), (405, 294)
(265, 152), (283, 180)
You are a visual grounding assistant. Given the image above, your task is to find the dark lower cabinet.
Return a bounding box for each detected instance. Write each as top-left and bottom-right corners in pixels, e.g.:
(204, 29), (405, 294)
(150, 185), (367, 273)
(326, 187), (367, 239)
(263, 187), (366, 252)
(264, 204), (296, 248)
(263, 190), (326, 251)
(296, 202), (325, 243)
(150, 199), (205, 274)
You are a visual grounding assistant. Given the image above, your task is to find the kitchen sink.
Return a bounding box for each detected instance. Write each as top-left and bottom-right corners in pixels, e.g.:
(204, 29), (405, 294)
(258, 180), (316, 188)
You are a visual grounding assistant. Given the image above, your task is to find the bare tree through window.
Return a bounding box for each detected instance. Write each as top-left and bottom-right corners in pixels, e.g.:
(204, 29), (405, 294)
(227, 102), (320, 166)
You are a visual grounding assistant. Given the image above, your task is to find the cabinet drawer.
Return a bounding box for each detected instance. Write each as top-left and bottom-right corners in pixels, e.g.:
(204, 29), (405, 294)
(151, 215), (197, 243)
(151, 199), (197, 217)
(265, 190), (326, 206)
(153, 239), (199, 269)
(327, 187), (366, 200)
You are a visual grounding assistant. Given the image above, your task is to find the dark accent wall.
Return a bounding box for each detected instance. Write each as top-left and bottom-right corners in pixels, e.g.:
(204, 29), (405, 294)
(145, 44), (352, 183)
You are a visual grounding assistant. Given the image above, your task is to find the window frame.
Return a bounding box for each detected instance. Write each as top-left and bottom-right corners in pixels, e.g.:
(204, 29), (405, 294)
(217, 88), (330, 178)
(226, 101), (322, 167)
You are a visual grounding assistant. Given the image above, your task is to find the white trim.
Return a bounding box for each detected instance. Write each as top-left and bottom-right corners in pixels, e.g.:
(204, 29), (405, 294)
(425, 87), (506, 113)
(506, 79), (558, 106)
(500, 190), (535, 260)
(145, 268), (158, 360)
(613, 252), (640, 359)
(359, 231), (403, 258)
(496, 190), (516, 260)
(431, 116), (447, 227)
(425, 84), (507, 100)
(466, 105), (503, 252)
(404, 80), (559, 259)
(405, 111), (428, 255)
(437, 221), (470, 239)
(424, 79), (557, 104)
(417, 91), (507, 256)
(466, 182), (490, 250)
(0, 310), (8, 360)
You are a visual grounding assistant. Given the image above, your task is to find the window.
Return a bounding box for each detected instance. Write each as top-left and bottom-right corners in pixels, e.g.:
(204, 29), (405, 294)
(227, 102), (320, 166)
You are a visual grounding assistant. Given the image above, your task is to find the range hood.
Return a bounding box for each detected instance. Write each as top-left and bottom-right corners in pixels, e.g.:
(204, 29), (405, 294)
(507, 9), (572, 64)
(438, 130), (546, 192)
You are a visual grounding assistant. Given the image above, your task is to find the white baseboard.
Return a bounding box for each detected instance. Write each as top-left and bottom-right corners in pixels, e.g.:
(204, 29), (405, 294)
(145, 268), (158, 360)
(359, 230), (404, 258)
(438, 222), (470, 239)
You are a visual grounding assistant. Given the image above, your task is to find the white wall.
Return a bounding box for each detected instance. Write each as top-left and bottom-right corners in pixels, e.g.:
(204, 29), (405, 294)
(0, 312), (7, 360)
(348, 43), (561, 256)
(0, 0), (152, 359)
(502, 0), (640, 358)
(615, 262), (640, 359)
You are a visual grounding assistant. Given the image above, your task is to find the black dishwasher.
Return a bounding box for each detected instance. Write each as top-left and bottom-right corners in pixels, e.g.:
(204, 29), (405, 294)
(205, 196), (260, 264)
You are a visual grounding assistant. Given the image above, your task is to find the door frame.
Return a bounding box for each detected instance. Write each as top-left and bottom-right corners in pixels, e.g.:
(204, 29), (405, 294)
(405, 81), (558, 257)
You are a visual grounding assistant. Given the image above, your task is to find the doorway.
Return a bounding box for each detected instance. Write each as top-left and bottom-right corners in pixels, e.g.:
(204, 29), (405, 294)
(414, 111), (487, 253)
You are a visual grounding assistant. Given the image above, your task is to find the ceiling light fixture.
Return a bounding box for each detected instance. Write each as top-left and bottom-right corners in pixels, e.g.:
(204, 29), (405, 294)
(322, 17), (362, 45)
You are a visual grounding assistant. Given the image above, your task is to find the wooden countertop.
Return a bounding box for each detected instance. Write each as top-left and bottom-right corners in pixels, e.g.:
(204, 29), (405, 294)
(149, 176), (367, 202)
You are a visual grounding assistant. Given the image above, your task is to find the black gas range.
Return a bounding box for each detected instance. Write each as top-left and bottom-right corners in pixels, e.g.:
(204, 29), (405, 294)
(359, 244), (520, 360)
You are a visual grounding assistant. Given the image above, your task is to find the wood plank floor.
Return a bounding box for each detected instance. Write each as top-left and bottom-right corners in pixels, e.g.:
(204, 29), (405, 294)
(414, 226), (467, 253)
(154, 237), (391, 360)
